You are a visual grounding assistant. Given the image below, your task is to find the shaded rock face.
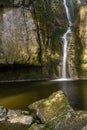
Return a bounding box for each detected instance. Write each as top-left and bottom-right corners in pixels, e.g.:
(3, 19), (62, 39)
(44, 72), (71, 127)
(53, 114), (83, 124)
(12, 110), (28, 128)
(77, 0), (87, 6)
(78, 6), (87, 77)
(68, 3), (87, 78)
(0, 0), (68, 78)
(66, 0), (78, 22)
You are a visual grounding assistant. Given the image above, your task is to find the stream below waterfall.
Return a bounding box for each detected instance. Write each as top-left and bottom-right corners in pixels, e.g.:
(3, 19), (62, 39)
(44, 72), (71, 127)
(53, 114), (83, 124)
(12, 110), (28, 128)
(0, 79), (87, 110)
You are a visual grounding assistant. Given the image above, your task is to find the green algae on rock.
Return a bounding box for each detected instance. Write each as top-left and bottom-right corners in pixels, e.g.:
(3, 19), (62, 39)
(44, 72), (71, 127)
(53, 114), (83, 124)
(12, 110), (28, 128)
(28, 90), (87, 130)
(28, 91), (71, 123)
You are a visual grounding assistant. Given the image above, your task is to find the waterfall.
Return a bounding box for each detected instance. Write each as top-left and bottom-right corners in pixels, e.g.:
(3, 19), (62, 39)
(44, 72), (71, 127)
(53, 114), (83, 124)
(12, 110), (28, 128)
(62, 0), (72, 78)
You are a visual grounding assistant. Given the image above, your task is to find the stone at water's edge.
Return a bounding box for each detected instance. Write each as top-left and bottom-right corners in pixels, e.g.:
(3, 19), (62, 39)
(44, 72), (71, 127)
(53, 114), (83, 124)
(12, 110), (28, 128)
(0, 106), (33, 130)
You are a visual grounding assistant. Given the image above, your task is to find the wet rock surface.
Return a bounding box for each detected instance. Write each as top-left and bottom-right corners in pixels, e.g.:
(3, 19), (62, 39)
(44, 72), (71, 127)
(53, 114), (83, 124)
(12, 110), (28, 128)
(0, 106), (33, 130)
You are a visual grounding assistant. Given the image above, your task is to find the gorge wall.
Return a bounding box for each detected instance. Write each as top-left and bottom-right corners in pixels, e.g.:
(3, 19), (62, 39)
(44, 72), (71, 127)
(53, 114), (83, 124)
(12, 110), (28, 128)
(0, 0), (87, 79)
(68, 0), (87, 78)
(0, 0), (68, 79)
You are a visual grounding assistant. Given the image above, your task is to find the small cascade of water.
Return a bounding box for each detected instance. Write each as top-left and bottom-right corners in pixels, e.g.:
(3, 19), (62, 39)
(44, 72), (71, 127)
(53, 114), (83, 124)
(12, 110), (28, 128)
(62, 0), (72, 79)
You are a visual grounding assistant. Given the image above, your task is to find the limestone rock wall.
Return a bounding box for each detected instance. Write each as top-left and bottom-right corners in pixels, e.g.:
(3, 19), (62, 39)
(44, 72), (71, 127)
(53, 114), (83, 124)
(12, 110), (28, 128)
(0, 0), (68, 78)
(79, 5), (87, 77)
(68, 2), (87, 78)
(0, 8), (39, 65)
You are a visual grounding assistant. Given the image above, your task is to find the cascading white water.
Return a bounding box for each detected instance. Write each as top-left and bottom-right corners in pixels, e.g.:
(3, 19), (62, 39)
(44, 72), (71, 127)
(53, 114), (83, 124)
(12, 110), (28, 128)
(62, 0), (72, 78)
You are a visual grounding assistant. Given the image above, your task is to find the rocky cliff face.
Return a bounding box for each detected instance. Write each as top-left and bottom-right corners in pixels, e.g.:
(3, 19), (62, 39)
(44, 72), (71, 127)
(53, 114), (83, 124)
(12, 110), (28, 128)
(0, 0), (68, 79)
(79, 5), (87, 78)
(68, 1), (87, 78)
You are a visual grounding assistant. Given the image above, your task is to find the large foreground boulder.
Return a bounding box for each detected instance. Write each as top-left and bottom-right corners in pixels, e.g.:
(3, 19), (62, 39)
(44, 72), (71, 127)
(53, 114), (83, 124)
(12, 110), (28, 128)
(28, 91), (71, 123)
(28, 91), (87, 130)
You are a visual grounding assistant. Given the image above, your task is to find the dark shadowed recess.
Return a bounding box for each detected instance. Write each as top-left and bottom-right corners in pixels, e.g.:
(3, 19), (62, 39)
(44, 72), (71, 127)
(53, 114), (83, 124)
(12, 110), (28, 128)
(0, 63), (44, 80)
(0, 0), (31, 7)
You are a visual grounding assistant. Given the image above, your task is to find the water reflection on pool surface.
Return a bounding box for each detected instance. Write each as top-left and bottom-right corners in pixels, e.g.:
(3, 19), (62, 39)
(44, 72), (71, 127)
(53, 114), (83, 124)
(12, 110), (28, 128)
(0, 79), (87, 110)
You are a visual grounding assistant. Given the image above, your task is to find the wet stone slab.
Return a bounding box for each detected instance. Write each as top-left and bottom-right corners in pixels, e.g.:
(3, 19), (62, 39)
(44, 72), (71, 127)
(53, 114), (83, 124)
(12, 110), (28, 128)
(0, 106), (33, 130)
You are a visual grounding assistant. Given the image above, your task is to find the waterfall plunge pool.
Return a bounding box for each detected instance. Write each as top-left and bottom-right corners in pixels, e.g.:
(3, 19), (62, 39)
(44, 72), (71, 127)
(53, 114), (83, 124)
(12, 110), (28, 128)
(0, 79), (87, 110)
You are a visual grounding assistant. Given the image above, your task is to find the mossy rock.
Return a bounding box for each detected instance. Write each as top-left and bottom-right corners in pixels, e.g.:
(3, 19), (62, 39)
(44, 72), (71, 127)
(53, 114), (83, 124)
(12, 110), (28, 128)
(28, 91), (71, 123)
(28, 91), (87, 130)
(28, 123), (45, 130)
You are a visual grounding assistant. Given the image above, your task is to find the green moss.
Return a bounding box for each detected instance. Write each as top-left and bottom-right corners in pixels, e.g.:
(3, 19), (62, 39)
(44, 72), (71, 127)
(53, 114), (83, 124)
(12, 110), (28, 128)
(45, 127), (53, 130)
(50, 28), (66, 54)
(72, 0), (77, 5)
(28, 0), (68, 78)
(0, 122), (29, 130)
(72, 25), (83, 77)
(75, 40), (83, 76)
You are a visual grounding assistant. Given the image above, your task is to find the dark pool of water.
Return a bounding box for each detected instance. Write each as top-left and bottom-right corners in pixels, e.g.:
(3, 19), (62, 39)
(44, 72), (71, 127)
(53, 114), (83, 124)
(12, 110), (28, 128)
(0, 79), (87, 110)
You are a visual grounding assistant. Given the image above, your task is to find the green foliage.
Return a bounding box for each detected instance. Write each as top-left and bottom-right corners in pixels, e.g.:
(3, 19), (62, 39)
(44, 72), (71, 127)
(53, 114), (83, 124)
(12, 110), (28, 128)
(45, 125), (54, 130)
(72, 0), (77, 5)
(45, 128), (53, 130)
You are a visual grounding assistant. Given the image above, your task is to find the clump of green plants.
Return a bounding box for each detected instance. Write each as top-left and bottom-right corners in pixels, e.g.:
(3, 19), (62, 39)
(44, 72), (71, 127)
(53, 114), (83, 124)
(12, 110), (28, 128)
(72, 0), (77, 5)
